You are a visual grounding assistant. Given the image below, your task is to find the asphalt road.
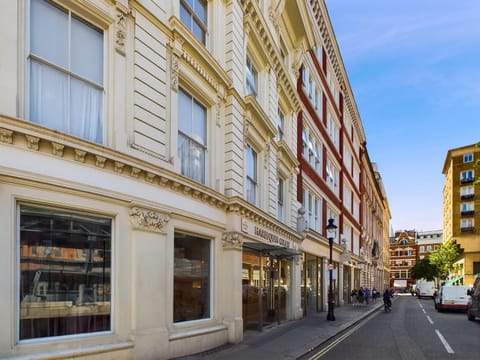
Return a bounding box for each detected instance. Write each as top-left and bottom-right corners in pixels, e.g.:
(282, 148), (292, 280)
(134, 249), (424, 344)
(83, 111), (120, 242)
(306, 294), (480, 360)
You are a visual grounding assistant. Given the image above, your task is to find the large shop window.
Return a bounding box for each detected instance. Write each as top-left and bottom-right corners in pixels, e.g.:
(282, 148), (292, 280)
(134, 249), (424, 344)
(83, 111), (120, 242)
(19, 205), (111, 340)
(29, 0), (104, 144)
(174, 233), (210, 323)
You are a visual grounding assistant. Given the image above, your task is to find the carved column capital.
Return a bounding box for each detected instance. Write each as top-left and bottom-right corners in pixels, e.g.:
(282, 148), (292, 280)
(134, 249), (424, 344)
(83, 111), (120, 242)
(222, 231), (243, 251)
(130, 207), (170, 233)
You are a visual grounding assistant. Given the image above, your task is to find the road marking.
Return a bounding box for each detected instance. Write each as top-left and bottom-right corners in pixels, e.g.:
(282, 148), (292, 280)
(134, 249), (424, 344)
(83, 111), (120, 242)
(418, 302), (423, 308)
(435, 329), (454, 354)
(421, 308), (426, 314)
(307, 312), (377, 359)
(426, 315), (434, 324)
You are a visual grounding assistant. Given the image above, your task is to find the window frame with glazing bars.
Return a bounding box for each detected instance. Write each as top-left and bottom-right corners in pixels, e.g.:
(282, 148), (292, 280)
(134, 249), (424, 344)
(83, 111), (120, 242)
(246, 145), (258, 205)
(180, 0), (208, 44)
(245, 56), (258, 97)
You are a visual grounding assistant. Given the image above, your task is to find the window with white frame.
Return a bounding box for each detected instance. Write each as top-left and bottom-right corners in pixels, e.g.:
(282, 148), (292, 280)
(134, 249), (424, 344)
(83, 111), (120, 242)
(246, 145), (258, 205)
(353, 198), (360, 221)
(461, 186), (474, 197)
(246, 56), (258, 97)
(308, 75), (314, 99)
(353, 231), (359, 254)
(419, 245), (424, 253)
(461, 218), (474, 229)
(276, 108), (284, 141)
(343, 225), (351, 249)
(302, 126), (322, 172)
(302, 66), (309, 89)
(464, 153), (474, 163)
(344, 148), (352, 175)
(461, 202), (474, 212)
(461, 170), (474, 182)
(19, 204), (111, 340)
(178, 88), (207, 184)
(326, 159), (338, 194)
(302, 128), (308, 158)
(29, 0), (104, 144)
(277, 177), (284, 221)
(174, 232), (210, 322)
(426, 245), (432, 252)
(180, 0), (207, 44)
(343, 185), (352, 212)
(303, 189), (322, 232)
(326, 112), (339, 148)
(315, 88), (322, 114)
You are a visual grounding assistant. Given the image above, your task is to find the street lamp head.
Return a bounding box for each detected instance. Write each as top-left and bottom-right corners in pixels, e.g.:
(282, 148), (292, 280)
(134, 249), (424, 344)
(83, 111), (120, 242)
(326, 218), (337, 239)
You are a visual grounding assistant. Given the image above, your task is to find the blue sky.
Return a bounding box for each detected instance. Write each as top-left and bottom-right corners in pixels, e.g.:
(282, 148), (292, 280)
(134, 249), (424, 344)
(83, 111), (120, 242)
(324, 0), (480, 232)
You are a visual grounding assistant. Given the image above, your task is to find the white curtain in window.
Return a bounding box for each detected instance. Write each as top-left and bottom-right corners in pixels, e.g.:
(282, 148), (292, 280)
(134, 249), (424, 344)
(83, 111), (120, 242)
(178, 134), (205, 183)
(71, 78), (103, 143)
(30, 61), (68, 130)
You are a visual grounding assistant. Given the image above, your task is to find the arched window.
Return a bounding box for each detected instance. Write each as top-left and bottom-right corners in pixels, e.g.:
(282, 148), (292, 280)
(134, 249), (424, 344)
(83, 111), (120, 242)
(399, 239), (408, 245)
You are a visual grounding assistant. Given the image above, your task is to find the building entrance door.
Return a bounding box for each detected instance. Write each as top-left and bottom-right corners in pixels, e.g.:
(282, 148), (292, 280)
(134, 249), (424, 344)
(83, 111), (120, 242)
(242, 247), (291, 331)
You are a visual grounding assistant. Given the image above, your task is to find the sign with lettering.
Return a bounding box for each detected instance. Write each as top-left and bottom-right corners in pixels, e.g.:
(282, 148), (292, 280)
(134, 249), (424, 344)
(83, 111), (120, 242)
(240, 217), (291, 248)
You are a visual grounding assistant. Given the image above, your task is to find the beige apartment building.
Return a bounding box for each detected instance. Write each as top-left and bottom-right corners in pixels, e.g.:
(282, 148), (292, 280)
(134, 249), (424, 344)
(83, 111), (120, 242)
(0, 0), (389, 358)
(416, 230), (442, 261)
(443, 144), (480, 286)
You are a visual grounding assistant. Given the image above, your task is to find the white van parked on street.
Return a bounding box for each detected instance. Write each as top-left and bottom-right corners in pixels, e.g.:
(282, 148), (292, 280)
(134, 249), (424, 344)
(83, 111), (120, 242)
(434, 285), (470, 311)
(416, 279), (435, 298)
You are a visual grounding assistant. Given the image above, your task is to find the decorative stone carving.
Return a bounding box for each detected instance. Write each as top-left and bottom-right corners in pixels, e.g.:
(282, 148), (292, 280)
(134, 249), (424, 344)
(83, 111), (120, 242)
(130, 167), (141, 178)
(25, 135), (40, 151)
(222, 231), (243, 250)
(130, 207), (170, 233)
(0, 128), (13, 143)
(145, 172), (156, 182)
(171, 53), (179, 92)
(51, 142), (64, 157)
(115, 10), (127, 55)
(243, 111), (252, 141)
(74, 149), (87, 162)
(95, 155), (107, 168)
(114, 161), (125, 173)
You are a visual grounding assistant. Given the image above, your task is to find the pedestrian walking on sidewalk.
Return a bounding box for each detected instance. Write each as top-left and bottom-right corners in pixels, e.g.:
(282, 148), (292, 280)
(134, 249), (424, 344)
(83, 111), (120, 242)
(357, 287), (364, 305)
(372, 288), (378, 303)
(365, 287), (370, 305)
(351, 289), (357, 306)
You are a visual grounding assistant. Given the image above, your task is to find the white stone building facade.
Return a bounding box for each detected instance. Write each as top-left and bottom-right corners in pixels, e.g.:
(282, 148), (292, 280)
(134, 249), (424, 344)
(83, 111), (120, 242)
(0, 0), (389, 358)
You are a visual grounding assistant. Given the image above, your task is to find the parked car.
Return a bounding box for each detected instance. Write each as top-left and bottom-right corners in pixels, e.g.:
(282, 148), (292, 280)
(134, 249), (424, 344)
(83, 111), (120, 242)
(434, 285), (470, 312)
(467, 276), (480, 321)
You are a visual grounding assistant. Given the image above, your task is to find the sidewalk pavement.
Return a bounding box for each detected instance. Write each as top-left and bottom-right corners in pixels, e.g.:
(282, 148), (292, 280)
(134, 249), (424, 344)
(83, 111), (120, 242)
(179, 300), (384, 360)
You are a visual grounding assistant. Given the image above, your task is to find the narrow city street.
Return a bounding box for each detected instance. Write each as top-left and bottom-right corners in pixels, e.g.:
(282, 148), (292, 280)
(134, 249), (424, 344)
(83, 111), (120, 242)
(305, 295), (480, 360)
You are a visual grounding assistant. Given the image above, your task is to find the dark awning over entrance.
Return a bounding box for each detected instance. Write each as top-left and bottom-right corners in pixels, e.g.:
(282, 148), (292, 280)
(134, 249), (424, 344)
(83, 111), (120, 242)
(243, 242), (301, 258)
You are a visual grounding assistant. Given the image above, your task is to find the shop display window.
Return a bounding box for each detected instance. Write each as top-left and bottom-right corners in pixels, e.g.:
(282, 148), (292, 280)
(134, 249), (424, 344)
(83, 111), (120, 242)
(19, 204), (111, 340)
(174, 233), (210, 322)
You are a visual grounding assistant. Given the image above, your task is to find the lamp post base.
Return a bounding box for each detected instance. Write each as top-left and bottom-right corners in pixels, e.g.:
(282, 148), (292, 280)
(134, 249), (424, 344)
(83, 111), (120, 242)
(326, 301), (335, 321)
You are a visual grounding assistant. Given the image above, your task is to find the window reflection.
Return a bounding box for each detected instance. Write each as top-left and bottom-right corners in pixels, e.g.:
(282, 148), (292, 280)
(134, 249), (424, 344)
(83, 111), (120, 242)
(19, 205), (111, 340)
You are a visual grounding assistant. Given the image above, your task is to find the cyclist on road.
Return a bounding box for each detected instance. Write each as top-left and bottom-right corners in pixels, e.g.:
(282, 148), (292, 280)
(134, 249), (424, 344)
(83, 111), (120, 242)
(383, 288), (392, 308)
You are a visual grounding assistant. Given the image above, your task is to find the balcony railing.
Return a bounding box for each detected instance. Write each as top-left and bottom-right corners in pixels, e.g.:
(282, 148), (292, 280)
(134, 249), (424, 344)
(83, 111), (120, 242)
(461, 194), (475, 200)
(461, 177), (475, 184)
(461, 226), (475, 232)
(461, 210), (475, 216)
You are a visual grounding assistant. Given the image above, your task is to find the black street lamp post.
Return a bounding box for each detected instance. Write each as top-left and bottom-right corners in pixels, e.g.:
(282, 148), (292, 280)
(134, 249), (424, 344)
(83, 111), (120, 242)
(326, 218), (337, 321)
